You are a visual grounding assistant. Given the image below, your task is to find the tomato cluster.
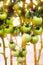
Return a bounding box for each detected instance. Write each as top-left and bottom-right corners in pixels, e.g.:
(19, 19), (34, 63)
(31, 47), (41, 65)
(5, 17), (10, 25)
(0, 0), (43, 64)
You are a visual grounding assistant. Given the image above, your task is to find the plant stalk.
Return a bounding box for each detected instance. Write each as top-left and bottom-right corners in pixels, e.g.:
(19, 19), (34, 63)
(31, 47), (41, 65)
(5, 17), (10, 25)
(10, 34), (13, 65)
(34, 44), (37, 65)
(37, 35), (43, 65)
(1, 36), (7, 65)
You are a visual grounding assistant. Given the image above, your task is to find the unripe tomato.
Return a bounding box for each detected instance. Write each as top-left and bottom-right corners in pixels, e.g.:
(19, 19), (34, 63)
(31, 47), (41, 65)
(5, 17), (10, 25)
(12, 50), (19, 57)
(8, 42), (16, 49)
(33, 16), (42, 26)
(34, 27), (42, 35)
(18, 57), (25, 63)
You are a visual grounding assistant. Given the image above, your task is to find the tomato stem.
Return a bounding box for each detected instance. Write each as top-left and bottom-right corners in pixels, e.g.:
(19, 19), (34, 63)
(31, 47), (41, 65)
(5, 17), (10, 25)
(34, 44), (37, 65)
(37, 35), (43, 65)
(1, 36), (7, 65)
(10, 34), (13, 65)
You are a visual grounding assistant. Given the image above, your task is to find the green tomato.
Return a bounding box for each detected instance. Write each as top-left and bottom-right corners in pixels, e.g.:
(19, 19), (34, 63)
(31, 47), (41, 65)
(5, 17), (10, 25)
(5, 17), (13, 25)
(11, 50), (19, 57)
(25, 11), (32, 19)
(34, 27), (42, 35)
(0, 28), (4, 36)
(31, 35), (38, 44)
(13, 4), (20, 10)
(4, 25), (13, 33)
(33, 16), (42, 26)
(17, 9), (22, 16)
(22, 33), (32, 43)
(18, 57), (25, 63)
(21, 23), (32, 33)
(8, 42), (16, 49)
(22, 49), (27, 56)
(13, 27), (20, 36)
(0, 12), (7, 20)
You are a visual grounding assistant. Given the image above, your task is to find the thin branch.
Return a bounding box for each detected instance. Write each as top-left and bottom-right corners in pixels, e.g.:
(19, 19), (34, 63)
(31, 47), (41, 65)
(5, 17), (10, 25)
(37, 35), (43, 64)
(1, 36), (7, 65)
(10, 34), (13, 65)
(34, 44), (37, 65)
(7, 34), (13, 65)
